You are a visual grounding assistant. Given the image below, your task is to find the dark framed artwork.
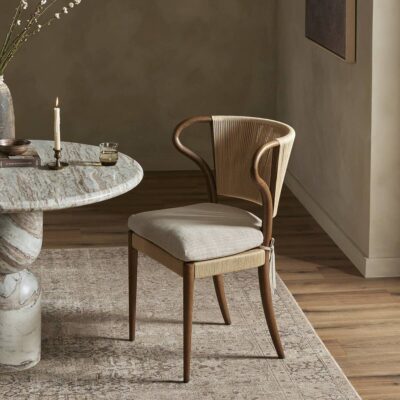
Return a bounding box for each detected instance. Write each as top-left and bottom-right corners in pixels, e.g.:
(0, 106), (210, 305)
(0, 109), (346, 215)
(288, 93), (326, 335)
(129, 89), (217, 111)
(305, 0), (356, 62)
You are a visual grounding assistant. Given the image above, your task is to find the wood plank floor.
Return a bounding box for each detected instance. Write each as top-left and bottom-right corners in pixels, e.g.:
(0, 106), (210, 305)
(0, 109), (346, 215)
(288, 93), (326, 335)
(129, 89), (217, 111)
(43, 171), (400, 400)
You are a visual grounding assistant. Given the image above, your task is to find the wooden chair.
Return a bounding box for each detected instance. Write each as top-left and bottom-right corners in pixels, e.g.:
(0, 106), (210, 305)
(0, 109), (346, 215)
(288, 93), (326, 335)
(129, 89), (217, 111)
(128, 116), (295, 382)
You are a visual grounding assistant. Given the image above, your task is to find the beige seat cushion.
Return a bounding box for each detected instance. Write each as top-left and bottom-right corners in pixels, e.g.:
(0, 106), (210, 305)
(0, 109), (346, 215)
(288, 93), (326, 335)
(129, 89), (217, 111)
(128, 203), (263, 262)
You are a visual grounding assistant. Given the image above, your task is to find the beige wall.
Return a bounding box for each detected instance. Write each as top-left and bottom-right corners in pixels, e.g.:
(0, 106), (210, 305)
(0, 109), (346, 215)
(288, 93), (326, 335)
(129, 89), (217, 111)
(276, 0), (400, 277)
(276, 0), (373, 265)
(368, 0), (400, 275)
(1, 0), (276, 171)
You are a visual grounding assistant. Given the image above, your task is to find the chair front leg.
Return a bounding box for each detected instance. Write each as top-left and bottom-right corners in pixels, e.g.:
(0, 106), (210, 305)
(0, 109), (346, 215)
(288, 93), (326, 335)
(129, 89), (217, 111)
(213, 275), (231, 325)
(183, 264), (195, 383)
(258, 258), (285, 359)
(128, 231), (138, 342)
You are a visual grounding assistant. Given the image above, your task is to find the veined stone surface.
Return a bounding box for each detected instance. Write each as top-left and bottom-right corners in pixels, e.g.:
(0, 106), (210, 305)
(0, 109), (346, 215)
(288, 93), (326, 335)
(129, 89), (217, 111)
(0, 212), (43, 274)
(0, 270), (41, 371)
(0, 212), (43, 371)
(0, 144), (142, 371)
(0, 140), (143, 212)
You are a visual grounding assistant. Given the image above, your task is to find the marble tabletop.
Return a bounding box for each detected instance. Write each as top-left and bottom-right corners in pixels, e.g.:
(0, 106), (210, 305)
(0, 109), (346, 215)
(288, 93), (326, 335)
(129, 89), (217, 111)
(0, 140), (143, 213)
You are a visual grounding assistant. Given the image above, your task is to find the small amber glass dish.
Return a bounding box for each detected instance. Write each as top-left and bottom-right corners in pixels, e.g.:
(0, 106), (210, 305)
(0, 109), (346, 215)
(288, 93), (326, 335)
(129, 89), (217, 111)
(99, 142), (119, 166)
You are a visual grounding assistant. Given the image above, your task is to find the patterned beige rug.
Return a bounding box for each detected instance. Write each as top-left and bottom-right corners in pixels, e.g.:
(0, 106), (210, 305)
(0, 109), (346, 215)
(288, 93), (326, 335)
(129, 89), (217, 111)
(0, 248), (361, 400)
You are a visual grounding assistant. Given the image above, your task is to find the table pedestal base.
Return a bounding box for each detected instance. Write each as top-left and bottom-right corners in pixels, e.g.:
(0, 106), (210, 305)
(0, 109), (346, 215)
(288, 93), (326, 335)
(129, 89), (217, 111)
(0, 212), (43, 372)
(0, 270), (41, 371)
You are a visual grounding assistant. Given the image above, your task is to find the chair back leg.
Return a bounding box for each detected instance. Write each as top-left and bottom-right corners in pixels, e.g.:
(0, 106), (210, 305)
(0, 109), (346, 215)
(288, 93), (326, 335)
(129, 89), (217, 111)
(213, 275), (231, 325)
(183, 264), (195, 383)
(258, 261), (285, 359)
(128, 231), (138, 342)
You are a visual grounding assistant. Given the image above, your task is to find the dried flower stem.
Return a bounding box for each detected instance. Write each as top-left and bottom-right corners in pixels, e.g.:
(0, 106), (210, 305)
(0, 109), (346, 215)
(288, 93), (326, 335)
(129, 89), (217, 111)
(0, 3), (23, 64)
(0, 0), (83, 75)
(0, 1), (59, 73)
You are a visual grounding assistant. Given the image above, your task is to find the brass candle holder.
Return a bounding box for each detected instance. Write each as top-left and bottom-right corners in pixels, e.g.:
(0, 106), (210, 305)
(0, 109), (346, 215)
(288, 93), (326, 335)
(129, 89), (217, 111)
(47, 148), (69, 170)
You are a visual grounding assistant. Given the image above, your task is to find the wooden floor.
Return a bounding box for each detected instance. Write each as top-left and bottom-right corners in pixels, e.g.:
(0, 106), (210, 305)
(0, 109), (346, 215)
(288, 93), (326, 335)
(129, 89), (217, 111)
(43, 171), (400, 400)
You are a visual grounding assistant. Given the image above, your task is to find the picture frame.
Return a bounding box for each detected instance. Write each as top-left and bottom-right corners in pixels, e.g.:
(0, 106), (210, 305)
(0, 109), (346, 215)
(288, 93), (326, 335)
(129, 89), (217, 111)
(305, 0), (356, 63)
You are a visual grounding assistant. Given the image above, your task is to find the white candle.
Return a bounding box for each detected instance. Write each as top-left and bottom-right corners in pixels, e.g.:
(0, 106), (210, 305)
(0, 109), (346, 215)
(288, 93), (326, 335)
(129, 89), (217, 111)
(54, 97), (61, 150)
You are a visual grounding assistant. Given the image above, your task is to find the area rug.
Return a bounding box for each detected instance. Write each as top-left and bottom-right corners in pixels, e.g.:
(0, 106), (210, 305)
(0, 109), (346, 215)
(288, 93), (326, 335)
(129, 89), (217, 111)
(0, 248), (361, 400)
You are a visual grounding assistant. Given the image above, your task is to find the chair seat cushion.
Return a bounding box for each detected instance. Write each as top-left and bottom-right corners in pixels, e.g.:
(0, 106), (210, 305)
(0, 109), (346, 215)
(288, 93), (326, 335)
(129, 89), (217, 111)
(128, 203), (263, 262)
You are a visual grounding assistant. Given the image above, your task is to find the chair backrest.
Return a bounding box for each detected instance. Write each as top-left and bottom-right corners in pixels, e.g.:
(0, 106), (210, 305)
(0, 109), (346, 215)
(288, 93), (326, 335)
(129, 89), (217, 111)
(212, 116), (295, 217)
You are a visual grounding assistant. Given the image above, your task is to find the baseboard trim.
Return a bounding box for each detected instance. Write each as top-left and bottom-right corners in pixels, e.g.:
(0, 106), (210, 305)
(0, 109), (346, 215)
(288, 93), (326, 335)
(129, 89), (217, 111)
(284, 172), (368, 275)
(364, 257), (400, 278)
(285, 172), (400, 278)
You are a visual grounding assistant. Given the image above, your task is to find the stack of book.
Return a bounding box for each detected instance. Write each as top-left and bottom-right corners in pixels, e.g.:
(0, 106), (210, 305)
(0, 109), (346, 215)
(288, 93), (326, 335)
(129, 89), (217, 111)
(0, 148), (41, 168)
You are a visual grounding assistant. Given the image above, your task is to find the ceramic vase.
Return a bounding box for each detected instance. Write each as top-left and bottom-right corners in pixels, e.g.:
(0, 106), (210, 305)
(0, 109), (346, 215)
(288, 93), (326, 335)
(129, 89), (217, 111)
(0, 76), (15, 139)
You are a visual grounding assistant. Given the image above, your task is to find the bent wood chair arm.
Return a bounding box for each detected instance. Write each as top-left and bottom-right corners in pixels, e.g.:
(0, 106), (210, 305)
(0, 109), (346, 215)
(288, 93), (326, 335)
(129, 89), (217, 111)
(251, 140), (280, 246)
(173, 116), (217, 202)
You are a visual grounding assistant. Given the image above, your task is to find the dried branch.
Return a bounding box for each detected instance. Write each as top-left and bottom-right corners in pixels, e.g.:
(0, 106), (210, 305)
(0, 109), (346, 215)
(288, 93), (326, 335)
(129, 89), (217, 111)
(0, 0), (83, 75)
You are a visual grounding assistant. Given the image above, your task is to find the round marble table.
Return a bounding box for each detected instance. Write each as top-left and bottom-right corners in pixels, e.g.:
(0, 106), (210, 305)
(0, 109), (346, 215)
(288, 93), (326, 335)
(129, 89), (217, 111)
(0, 140), (143, 371)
